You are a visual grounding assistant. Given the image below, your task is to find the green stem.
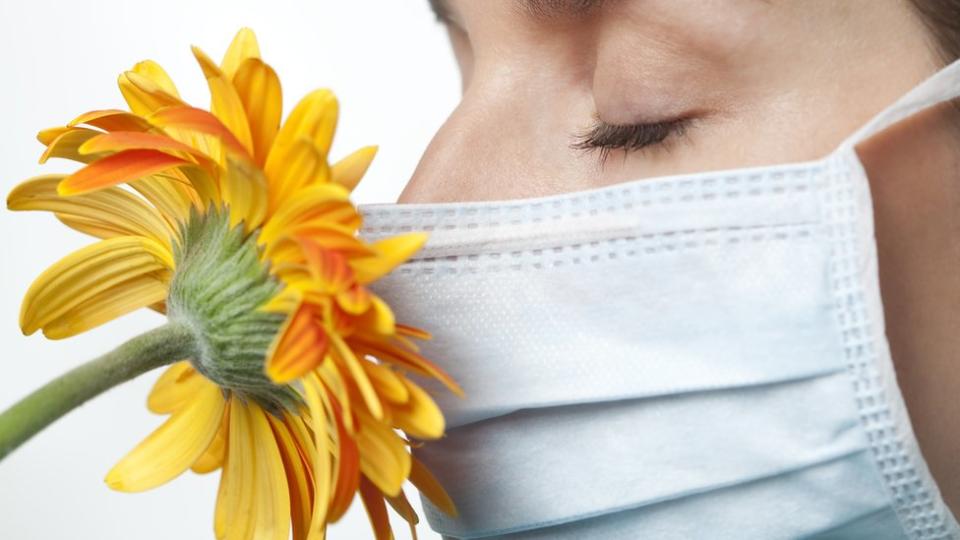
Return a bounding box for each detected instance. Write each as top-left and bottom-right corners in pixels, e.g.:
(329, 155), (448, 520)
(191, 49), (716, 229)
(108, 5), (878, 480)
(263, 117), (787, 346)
(0, 322), (196, 461)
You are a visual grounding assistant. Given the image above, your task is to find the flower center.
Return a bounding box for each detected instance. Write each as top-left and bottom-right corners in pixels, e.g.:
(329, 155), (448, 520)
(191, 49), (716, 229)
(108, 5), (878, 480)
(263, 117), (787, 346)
(166, 206), (301, 414)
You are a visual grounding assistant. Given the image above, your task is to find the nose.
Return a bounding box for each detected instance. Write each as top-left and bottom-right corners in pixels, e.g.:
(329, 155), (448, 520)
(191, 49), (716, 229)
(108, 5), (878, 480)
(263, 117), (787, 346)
(397, 66), (596, 203)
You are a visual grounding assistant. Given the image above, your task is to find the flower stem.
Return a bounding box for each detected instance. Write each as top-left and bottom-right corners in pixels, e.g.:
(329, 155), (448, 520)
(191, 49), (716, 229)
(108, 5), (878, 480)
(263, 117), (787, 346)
(0, 322), (196, 461)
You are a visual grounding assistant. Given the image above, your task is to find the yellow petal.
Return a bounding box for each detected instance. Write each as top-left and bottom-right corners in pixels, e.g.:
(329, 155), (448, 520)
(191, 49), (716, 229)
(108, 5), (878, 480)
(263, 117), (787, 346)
(55, 212), (131, 240)
(69, 109), (154, 132)
(363, 362), (409, 405)
(40, 274), (170, 339)
(39, 127), (103, 164)
(220, 398), (256, 540)
(221, 155), (268, 231)
(38, 126), (70, 146)
(259, 183), (353, 246)
(302, 373), (332, 539)
(267, 415), (314, 540)
(266, 138), (328, 215)
(176, 166), (221, 209)
(191, 416), (227, 474)
(129, 174), (196, 227)
(118, 71), (182, 117)
(232, 57), (282, 168)
(331, 146), (377, 192)
(106, 382), (225, 492)
(7, 175), (174, 248)
(19, 236), (174, 337)
(391, 377), (445, 439)
(349, 233), (428, 284)
(131, 60), (181, 98)
(355, 295), (396, 336)
(192, 46), (255, 156)
(249, 404), (292, 540)
(147, 361), (201, 414)
(260, 285), (301, 314)
(220, 27), (261, 80)
(356, 410), (409, 497)
(329, 332), (383, 420)
(214, 436), (232, 540)
(335, 283), (372, 315)
(264, 89), (338, 178)
(315, 357), (355, 434)
(262, 223), (374, 268)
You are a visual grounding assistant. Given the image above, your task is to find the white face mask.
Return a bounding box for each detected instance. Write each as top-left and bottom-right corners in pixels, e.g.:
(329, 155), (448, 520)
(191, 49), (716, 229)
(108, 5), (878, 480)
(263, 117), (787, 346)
(359, 60), (960, 540)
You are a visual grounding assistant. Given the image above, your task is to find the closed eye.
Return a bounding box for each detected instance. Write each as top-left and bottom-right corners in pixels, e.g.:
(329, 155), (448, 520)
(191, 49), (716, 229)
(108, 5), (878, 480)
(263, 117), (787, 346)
(572, 117), (691, 164)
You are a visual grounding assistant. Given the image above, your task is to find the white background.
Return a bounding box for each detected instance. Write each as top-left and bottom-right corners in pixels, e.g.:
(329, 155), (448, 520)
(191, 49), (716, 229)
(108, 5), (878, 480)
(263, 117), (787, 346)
(0, 1), (459, 538)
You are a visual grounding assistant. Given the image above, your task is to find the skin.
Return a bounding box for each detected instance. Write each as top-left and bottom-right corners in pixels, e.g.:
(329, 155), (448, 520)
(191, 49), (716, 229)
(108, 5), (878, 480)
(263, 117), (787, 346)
(402, 0), (960, 518)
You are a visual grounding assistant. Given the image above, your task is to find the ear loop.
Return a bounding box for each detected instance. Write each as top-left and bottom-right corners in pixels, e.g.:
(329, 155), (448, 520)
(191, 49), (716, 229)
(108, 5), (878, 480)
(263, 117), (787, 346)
(836, 57), (960, 154)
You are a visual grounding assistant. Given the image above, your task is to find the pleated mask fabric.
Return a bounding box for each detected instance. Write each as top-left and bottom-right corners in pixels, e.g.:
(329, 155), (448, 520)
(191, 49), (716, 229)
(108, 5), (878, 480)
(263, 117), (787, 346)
(359, 59), (960, 539)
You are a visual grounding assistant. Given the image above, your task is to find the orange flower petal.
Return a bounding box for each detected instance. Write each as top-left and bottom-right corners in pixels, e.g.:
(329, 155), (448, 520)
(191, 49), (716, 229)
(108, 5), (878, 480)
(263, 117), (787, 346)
(147, 105), (251, 158)
(350, 333), (464, 398)
(409, 456), (458, 517)
(58, 149), (191, 196)
(69, 109), (154, 132)
(395, 324), (432, 340)
(336, 283), (372, 315)
(384, 490), (421, 539)
(329, 332), (383, 421)
(266, 415), (314, 540)
(299, 237), (355, 293)
(78, 131), (212, 164)
(266, 301), (328, 383)
(326, 397), (360, 522)
(358, 476), (393, 540)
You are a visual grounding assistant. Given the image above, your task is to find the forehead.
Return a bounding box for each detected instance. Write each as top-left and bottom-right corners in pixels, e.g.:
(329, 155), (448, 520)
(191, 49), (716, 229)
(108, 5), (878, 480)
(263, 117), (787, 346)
(430, 0), (602, 23)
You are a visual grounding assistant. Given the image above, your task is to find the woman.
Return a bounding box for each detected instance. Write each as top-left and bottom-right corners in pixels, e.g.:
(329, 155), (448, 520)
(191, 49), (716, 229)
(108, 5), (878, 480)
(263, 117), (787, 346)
(363, 1), (960, 538)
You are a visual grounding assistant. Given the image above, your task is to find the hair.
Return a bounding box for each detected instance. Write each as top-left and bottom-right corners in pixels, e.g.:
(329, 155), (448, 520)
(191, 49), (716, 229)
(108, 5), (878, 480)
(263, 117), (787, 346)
(908, 0), (960, 63)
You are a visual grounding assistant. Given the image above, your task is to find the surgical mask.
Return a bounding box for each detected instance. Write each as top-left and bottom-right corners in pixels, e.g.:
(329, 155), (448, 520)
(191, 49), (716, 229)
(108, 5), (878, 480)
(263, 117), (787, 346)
(359, 60), (960, 540)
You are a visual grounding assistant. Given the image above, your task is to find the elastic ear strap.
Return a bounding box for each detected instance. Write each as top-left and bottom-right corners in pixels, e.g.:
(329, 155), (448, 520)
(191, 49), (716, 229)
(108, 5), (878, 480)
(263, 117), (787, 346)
(839, 58), (960, 150)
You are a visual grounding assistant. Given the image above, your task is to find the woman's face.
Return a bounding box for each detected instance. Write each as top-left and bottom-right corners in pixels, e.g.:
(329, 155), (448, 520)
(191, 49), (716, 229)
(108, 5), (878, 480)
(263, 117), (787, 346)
(397, 0), (960, 517)
(399, 0), (941, 203)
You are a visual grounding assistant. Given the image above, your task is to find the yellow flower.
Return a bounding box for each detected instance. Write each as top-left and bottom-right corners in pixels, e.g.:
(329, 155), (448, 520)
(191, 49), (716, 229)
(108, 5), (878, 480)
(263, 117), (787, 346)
(7, 28), (462, 540)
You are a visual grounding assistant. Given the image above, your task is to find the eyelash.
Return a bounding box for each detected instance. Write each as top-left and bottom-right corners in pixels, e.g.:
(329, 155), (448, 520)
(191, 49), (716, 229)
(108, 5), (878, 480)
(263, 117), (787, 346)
(572, 117), (691, 164)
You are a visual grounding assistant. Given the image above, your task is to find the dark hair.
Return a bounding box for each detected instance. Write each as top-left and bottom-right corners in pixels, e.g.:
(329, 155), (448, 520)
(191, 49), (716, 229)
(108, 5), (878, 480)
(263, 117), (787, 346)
(909, 0), (960, 63)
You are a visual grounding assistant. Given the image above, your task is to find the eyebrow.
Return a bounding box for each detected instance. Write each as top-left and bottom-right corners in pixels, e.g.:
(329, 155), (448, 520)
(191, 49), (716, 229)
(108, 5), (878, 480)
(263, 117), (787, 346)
(428, 0), (603, 25)
(516, 0), (603, 19)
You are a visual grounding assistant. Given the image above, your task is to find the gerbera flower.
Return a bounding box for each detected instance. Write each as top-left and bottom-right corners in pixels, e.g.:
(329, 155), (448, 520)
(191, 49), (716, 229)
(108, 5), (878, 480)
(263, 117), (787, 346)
(5, 28), (462, 540)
